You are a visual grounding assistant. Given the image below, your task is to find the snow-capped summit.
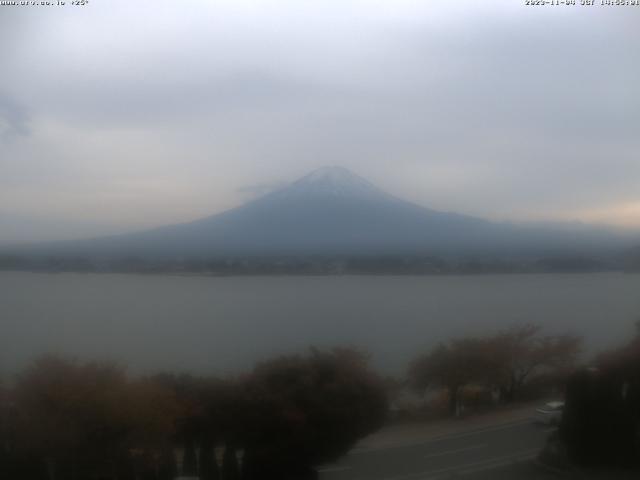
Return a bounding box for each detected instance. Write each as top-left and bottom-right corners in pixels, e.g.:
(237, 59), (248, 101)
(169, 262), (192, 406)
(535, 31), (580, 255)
(276, 166), (385, 199)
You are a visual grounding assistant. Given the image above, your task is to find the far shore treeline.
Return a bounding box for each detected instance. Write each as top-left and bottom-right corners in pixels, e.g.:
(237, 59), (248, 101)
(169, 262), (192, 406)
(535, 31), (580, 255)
(0, 252), (636, 275)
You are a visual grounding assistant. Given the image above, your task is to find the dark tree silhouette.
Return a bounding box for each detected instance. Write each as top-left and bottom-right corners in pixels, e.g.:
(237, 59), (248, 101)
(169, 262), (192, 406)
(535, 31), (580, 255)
(11, 355), (181, 480)
(409, 326), (583, 415)
(409, 338), (495, 415)
(560, 324), (640, 468)
(199, 441), (219, 480)
(3, 350), (386, 480)
(490, 324), (582, 401)
(238, 348), (388, 478)
(182, 439), (197, 476)
(222, 445), (240, 480)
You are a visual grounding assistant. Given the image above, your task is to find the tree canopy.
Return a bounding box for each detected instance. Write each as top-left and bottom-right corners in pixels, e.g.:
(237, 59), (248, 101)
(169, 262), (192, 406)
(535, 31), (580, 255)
(239, 348), (388, 479)
(409, 325), (582, 414)
(2, 349), (388, 480)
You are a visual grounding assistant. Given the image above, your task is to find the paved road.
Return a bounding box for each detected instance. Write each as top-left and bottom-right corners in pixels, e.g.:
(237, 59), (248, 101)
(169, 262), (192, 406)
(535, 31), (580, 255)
(319, 420), (557, 480)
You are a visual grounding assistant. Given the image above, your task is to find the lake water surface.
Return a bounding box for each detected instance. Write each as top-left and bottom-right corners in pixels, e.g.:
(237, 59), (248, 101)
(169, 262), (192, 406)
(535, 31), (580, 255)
(1, 272), (639, 376)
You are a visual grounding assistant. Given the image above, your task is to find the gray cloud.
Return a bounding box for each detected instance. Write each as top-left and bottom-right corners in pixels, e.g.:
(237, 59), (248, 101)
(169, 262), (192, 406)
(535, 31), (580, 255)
(1, 0), (639, 244)
(236, 180), (289, 199)
(0, 93), (30, 141)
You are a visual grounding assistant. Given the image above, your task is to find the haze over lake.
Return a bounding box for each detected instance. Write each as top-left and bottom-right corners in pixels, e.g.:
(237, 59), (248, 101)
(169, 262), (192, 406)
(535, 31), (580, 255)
(2, 271), (638, 376)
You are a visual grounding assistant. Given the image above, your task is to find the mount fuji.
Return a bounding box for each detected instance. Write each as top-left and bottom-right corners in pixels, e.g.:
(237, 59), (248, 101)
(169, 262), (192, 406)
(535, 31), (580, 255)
(4, 166), (636, 264)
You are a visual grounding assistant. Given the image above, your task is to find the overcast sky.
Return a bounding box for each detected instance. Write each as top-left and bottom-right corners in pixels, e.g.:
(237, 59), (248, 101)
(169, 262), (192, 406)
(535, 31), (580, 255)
(1, 0), (639, 244)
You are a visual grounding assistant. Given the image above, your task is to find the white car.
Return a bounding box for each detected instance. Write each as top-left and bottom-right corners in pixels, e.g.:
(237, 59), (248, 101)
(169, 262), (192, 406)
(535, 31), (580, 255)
(533, 401), (564, 426)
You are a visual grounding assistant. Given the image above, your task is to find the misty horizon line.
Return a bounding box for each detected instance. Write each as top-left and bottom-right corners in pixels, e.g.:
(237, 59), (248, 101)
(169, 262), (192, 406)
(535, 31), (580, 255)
(3, 165), (640, 249)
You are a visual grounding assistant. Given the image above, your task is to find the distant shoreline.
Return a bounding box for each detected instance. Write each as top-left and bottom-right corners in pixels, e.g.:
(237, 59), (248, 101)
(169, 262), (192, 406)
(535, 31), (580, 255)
(1, 250), (635, 276)
(0, 267), (633, 277)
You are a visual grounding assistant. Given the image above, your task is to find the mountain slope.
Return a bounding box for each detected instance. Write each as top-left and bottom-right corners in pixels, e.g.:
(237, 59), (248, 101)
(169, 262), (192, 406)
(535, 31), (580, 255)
(6, 166), (638, 260)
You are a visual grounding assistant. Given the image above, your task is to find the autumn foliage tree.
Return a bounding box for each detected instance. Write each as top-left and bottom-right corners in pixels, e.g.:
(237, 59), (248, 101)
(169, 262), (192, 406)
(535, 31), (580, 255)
(409, 325), (582, 415)
(238, 348), (388, 480)
(11, 355), (181, 480)
(149, 373), (242, 480)
(2, 348), (389, 480)
(490, 324), (582, 401)
(409, 338), (499, 415)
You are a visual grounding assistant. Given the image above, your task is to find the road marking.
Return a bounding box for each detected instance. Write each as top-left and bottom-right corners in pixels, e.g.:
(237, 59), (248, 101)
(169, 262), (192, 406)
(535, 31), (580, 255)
(377, 448), (540, 480)
(350, 419), (531, 455)
(422, 443), (487, 459)
(317, 466), (352, 473)
(456, 449), (539, 476)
